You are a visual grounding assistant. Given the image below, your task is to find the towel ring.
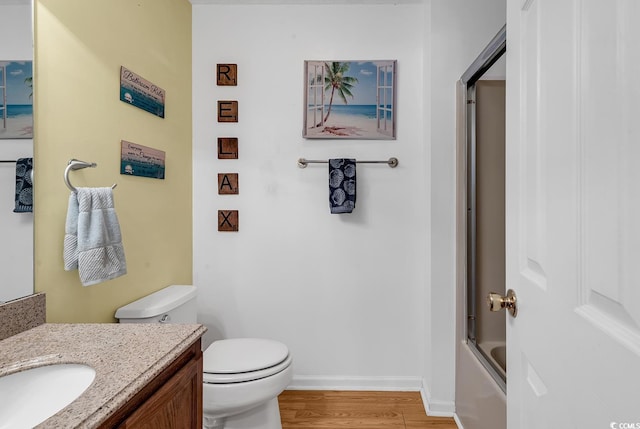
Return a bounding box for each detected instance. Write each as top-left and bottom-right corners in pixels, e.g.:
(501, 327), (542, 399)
(64, 159), (117, 192)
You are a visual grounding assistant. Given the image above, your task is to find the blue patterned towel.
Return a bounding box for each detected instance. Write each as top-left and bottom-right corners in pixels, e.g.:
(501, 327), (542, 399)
(13, 158), (33, 213)
(329, 159), (356, 214)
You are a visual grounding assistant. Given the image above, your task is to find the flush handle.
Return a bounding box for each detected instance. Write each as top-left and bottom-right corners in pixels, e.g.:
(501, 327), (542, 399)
(159, 314), (170, 323)
(487, 289), (518, 318)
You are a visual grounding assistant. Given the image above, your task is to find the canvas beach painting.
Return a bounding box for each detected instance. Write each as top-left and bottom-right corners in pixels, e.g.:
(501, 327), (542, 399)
(0, 61), (33, 139)
(304, 60), (396, 140)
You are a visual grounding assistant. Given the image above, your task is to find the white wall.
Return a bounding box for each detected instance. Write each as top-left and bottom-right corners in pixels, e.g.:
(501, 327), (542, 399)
(0, 2), (33, 302)
(193, 0), (506, 412)
(193, 2), (427, 390)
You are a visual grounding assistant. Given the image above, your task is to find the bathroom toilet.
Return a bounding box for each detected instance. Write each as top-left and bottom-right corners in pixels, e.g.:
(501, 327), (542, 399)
(115, 285), (292, 429)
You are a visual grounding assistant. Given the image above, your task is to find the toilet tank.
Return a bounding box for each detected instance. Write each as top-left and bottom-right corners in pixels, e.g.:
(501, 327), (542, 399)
(115, 285), (197, 324)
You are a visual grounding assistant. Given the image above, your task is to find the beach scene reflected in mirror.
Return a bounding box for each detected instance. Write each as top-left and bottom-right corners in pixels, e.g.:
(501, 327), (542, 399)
(304, 60), (396, 140)
(0, 61), (33, 139)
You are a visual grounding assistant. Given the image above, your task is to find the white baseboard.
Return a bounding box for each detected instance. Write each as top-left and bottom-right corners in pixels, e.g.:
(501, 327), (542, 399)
(419, 383), (456, 416)
(453, 413), (465, 429)
(287, 375), (423, 391)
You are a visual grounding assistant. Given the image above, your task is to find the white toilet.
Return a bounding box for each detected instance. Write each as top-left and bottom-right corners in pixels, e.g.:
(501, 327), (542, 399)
(115, 285), (293, 429)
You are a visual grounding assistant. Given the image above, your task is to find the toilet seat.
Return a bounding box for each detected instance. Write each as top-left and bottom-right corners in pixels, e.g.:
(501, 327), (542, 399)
(203, 354), (292, 384)
(203, 338), (291, 384)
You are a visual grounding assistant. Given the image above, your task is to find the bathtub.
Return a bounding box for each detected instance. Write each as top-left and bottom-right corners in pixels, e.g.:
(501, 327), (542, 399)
(478, 341), (506, 381)
(456, 341), (507, 429)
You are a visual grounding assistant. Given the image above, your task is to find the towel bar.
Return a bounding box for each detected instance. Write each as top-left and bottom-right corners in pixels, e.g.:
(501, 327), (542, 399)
(297, 157), (398, 168)
(3, 159), (34, 184)
(64, 159), (117, 192)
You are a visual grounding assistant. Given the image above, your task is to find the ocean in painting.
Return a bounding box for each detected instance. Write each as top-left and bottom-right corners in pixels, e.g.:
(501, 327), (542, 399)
(0, 104), (33, 118)
(329, 104), (377, 118)
(311, 104), (393, 120)
(0, 104), (33, 139)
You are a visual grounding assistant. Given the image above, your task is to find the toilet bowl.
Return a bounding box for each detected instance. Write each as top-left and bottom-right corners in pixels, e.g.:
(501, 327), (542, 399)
(115, 285), (292, 429)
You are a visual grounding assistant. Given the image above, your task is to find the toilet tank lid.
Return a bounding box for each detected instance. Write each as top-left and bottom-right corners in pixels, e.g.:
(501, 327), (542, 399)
(115, 285), (196, 319)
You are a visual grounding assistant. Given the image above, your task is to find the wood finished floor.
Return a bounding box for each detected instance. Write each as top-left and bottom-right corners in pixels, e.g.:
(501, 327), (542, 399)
(278, 390), (457, 429)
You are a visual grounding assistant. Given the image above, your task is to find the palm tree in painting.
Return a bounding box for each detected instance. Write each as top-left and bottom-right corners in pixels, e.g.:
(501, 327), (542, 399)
(317, 62), (358, 127)
(24, 76), (32, 99)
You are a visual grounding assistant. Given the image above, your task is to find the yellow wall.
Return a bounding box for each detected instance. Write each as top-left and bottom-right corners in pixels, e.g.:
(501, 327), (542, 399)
(33, 0), (192, 322)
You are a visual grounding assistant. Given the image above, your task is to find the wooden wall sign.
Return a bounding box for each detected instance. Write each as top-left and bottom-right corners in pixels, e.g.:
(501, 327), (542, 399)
(217, 137), (238, 159)
(217, 100), (238, 122)
(120, 66), (165, 118)
(218, 210), (239, 232)
(120, 140), (166, 179)
(217, 64), (237, 86)
(218, 173), (239, 195)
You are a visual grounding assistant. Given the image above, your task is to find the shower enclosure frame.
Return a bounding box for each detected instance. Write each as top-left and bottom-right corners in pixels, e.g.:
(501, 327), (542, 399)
(459, 24), (507, 393)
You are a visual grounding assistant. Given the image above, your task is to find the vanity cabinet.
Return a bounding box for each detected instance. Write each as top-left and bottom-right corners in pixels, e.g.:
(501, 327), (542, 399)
(100, 340), (203, 429)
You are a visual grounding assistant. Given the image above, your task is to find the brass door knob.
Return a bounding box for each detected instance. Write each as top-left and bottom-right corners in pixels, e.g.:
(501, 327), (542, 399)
(487, 289), (518, 318)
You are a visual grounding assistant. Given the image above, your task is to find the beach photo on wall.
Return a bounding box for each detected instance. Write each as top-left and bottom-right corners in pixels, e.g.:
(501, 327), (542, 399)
(304, 60), (396, 140)
(0, 61), (33, 139)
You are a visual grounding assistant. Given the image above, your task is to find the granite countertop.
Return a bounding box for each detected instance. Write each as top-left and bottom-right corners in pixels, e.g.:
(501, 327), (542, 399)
(0, 323), (207, 428)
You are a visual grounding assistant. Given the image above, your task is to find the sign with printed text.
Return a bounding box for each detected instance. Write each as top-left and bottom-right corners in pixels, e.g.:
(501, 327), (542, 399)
(120, 140), (166, 180)
(120, 66), (165, 118)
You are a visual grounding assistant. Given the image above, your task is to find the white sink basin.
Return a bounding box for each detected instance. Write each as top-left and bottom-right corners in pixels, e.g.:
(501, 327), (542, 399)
(0, 363), (96, 428)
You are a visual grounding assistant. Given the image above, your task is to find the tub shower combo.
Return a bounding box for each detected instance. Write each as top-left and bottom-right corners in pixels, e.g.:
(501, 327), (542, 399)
(462, 25), (508, 392)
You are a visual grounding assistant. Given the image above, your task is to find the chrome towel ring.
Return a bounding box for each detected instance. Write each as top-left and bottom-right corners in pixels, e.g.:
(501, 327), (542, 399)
(64, 159), (117, 192)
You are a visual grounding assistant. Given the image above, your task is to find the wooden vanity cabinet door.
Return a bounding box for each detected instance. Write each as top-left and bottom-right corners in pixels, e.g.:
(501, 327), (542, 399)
(116, 344), (203, 429)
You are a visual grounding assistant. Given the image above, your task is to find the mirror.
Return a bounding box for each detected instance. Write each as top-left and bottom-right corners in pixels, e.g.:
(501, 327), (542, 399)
(0, 0), (34, 303)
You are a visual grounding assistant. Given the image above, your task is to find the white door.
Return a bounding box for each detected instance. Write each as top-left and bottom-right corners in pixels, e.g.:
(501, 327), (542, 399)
(506, 1), (640, 428)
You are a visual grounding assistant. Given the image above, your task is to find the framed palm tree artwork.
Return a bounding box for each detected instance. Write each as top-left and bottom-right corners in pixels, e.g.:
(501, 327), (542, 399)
(303, 60), (396, 140)
(0, 61), (33, 139)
